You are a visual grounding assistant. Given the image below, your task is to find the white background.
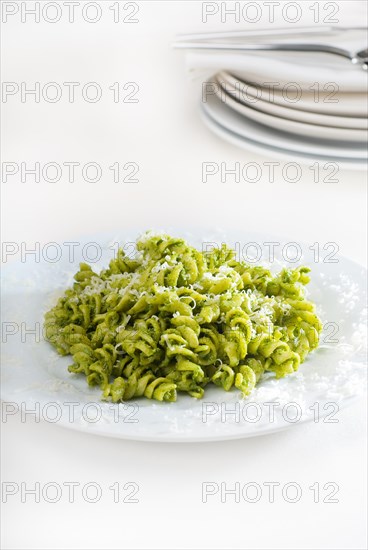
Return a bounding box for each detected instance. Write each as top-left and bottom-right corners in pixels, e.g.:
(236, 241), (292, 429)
(1, 1), (367, 549)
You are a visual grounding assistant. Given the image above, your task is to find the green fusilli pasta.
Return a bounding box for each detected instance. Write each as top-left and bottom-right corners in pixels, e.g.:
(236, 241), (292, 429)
(44, 232), (322, 402)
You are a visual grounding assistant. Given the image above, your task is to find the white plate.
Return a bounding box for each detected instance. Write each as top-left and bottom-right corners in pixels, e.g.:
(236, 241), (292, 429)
(214, 83), (366, 142)
(225, 70), (368, 118)
(217, 71), (368, 130)
(201, 93), (367, 168)
(1, 229), (367, 442)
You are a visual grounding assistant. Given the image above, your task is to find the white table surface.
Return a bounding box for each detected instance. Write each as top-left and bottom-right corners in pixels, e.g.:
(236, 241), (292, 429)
(1, 2), (367, 549)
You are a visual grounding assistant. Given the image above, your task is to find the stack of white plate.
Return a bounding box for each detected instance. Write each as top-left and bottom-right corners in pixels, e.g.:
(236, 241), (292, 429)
(200, 69), (368, 169)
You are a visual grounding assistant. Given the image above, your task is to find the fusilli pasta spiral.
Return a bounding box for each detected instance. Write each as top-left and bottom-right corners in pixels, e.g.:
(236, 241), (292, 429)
(44, 232), (322, 402)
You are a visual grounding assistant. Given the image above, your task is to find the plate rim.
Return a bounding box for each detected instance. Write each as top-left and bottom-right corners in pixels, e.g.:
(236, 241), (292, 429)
(217, 71), (368, 130)
(213, 81), (367, 142)
(200, 100), (367, 169)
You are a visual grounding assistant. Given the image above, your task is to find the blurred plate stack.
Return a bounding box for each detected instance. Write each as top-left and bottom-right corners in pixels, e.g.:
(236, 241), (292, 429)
(176, 27), (368, 169)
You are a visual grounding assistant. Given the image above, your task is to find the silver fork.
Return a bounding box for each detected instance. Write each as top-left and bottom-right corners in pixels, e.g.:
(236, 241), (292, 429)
(174, 26), (368, 69)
